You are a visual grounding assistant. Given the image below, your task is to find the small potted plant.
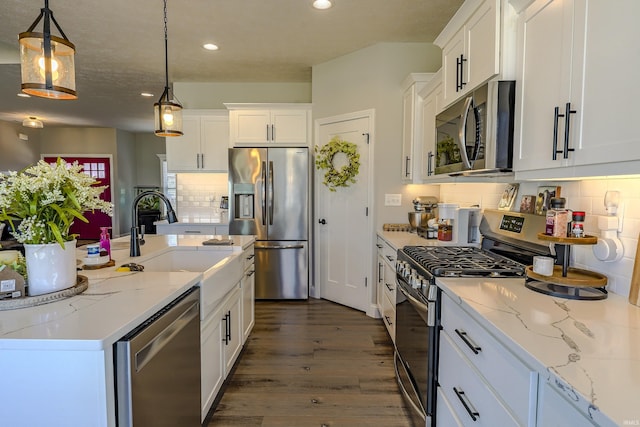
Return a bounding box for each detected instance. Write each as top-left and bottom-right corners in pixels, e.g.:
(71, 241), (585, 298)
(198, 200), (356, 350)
(0, 158), (113, 296)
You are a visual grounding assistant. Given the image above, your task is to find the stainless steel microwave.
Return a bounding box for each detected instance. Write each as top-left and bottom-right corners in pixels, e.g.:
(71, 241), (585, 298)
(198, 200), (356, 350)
(434, 80), (515, 177)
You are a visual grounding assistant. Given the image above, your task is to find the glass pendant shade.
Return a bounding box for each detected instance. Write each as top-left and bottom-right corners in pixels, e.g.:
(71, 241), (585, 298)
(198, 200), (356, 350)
(154, 96), (183, 137)
(19, 2), (77, 100)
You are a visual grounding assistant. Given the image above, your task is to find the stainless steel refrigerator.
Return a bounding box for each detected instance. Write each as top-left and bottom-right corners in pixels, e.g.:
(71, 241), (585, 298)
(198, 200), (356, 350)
(228, 147), (309, 299)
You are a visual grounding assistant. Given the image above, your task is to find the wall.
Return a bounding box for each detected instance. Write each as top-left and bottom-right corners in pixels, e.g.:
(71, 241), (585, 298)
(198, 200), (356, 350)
(116, 130), (137, 236)
(311, 42), (442, 229)
(134, 133), (165, 187)
(432, 178), (640, 298)
(0, 121), (42, 171)
(173, 82), (311, 108)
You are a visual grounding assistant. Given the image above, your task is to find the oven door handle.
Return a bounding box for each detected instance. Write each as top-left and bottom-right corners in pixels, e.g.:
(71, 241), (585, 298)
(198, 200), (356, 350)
(397, 282), (434, 326)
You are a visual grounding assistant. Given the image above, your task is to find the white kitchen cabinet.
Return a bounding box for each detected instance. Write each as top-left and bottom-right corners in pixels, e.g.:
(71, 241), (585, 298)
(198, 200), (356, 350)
(401, 73), (434, 183)
(376, 236), (397, 342)
(222, 285), (243, 375)
(514, 0), (640, 178)
(436, 0), (500, 108)
(241, 245), (255, 342)
(200, 301), (225, 420)
(226, 103), (311, 146)
(155, 222), (227, 236)
(536, 379), (598, 427)
(166, 110), (229, 172)
(418, 71), (442, 181)
(437, 291), (537, 426)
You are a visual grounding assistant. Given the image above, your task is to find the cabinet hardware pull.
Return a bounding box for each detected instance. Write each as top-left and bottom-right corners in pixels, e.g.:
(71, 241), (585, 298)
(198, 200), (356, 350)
(405, 156), (411, 177)
(563, 102), (576, 159)
(552, 106), (565, 160)
(246, 270), (255, 277)
(266, 124), (270, 141)
(376, 244), (383, 249)
(184, 230), (202, 234)
(385, 255), (395, 262)
(247, 254), (255, 260)
(319, 218), (327, 225)
(222, 313), (229, 345)
(226, 311), (231, 343)
(454, 387), (479, 421)
(455, 329), (482, 354)
(201, 153), (204, 168)
(456, 56), (461, 91)
(384, 315), (392, 326)
(271, 124), (275, 141)
(378, 262), (384, 283)
(459, 54), (467, 89)
(427, 151), (434, 176)
(385, 283), (394, 292)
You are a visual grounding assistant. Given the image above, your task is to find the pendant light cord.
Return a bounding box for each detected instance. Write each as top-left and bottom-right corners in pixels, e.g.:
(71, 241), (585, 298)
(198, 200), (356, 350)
(163, 0), (170, 92)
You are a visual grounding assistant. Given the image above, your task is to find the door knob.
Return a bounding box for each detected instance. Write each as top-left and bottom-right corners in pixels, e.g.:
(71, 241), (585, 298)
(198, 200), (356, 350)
(318, 219), (327, 225)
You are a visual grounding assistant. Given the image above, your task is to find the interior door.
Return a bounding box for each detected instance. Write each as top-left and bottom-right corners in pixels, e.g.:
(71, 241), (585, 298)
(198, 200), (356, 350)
(43, 156), (112, 240)
(315, 112), (371, 312)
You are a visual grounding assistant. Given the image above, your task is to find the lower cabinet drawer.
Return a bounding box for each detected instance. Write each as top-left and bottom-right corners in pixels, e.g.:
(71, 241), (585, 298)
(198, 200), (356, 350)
(436, 386), (463, 427)
(438, 333), (519, 426)
(381, 291), (395, 341)
(441, 293), (534, 425)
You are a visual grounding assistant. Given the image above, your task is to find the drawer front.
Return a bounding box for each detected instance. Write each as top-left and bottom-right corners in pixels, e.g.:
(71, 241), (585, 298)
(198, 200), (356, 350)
(382, 241), (396, 267)
(441, 294), (533, 425)
(439, 333), (519, 427)
(436, 386), (463, 427)
(381, 291), (395, 341)
(242, 246), (255, 272)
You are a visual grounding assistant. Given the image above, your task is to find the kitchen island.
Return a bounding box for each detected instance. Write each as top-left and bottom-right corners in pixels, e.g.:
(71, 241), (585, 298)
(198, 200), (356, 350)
(0, 234), (254, 427)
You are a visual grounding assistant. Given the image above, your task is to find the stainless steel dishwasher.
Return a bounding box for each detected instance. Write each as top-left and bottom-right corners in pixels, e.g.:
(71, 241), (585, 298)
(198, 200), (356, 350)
(115, 287), (201, 427)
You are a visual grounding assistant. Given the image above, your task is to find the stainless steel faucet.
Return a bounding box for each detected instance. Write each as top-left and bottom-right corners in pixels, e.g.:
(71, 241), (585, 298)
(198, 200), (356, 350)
(130, 190), (178, 257)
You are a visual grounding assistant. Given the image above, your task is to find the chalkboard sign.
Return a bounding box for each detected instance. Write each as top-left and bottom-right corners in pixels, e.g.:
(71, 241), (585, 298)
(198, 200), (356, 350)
(500, 215), (525, 233)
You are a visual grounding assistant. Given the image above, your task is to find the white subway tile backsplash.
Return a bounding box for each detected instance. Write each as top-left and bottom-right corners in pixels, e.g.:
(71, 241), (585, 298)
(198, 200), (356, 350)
(175, 173), (228, 222)
(440, 177), (640, 299)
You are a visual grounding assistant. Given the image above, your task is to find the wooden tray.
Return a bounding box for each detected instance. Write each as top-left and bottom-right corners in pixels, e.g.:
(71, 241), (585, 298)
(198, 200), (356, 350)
(537, 233), (597, 245)
(0, 275), (88, 311)
(525, 265), (607, 288)
(83, 259), (115, 270)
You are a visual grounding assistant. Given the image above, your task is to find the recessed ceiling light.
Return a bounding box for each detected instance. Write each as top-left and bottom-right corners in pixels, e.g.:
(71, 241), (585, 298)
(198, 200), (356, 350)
(313, 0), (332, 10)
(203, 43), (219, 51)
(17, 93), (30, 98)
(141, 92), (154, 97)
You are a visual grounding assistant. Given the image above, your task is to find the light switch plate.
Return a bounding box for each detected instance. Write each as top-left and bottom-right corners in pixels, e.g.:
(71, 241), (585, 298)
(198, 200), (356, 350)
(385, 194), (402, 206)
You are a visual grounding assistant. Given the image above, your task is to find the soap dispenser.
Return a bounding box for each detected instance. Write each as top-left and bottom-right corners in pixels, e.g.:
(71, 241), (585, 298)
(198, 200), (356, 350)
(100, 227), (112, 259)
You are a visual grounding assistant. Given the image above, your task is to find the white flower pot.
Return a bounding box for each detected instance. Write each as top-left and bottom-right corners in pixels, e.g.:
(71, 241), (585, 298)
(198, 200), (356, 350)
(24, 240), (77, 296)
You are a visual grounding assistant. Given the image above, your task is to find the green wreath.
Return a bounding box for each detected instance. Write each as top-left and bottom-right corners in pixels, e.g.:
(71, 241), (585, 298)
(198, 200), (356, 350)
(315, 136), (360, 192)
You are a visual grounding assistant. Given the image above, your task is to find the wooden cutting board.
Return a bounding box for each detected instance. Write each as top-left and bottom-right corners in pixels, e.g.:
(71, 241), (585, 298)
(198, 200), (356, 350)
(629, 235), (640, 306)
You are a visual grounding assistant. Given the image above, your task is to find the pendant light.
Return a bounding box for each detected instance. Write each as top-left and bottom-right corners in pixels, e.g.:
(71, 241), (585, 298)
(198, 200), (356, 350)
(19, 0), (76, 100)
(154, 0), (183, 137)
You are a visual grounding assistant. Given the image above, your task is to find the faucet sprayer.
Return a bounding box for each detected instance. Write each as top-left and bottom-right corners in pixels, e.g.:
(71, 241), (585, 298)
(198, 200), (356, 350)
(130, 191), (178, 257)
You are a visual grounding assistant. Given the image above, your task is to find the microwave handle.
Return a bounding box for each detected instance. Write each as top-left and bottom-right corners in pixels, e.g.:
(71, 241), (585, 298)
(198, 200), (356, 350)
(457, 96), (474, 170)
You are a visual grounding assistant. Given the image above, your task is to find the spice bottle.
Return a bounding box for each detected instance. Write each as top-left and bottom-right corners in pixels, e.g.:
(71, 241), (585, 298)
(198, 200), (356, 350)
(545, 198), (568, 237)
(571, 211), (586, 238)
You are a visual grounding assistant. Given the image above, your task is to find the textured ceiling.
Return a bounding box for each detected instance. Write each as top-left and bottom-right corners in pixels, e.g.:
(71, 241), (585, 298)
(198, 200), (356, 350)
(0, 0), (463, 133)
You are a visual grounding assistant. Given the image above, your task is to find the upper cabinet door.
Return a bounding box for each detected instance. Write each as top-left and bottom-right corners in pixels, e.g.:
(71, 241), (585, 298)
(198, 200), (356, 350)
(514, 0), (640, 177)
(513, 0), (574, 172)
(166, 115), (202, 172)
(200, 114), (230, 171)
(438, 0), (500, 108)
(228, 105), (311, 146)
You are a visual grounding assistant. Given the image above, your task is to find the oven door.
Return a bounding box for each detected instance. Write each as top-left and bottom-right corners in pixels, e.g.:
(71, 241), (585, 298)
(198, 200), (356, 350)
(394, 278), (439, 426)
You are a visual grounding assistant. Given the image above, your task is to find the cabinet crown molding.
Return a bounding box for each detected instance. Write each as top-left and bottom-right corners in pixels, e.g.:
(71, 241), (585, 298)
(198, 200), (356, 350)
(223, 103), (312, 111)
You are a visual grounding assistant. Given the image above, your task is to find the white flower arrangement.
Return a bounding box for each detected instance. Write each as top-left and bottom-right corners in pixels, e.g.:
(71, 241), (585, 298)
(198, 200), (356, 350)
(0, 158), (113, 246)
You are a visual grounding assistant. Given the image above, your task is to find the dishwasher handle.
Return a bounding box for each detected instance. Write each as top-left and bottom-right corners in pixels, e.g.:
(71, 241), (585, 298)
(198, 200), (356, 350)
(134, 293), (200, 373)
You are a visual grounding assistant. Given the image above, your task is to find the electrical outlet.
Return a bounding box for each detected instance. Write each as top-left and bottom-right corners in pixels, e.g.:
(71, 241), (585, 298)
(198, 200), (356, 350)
(385, 194), (402, 206)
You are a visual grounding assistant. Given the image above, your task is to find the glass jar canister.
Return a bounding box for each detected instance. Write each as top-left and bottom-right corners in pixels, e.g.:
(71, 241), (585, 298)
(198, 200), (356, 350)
(545, 198), (568, 237)
(438, 220), (453, 241)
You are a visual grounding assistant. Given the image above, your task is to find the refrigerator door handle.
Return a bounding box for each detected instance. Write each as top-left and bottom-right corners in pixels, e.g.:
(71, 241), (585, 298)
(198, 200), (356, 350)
(268, 161), (274, 225)
(261, 161), (267, 226)
(258, 244), (305, 250)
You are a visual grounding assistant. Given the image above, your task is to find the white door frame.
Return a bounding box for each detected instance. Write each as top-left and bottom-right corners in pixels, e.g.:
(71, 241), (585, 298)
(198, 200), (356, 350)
(312, 109), (377, 317)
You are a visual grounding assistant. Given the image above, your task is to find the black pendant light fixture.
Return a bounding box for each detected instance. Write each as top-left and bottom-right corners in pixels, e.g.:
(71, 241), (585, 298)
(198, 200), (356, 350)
(19, 0), (76, 100)
(154, 0), (183, 137)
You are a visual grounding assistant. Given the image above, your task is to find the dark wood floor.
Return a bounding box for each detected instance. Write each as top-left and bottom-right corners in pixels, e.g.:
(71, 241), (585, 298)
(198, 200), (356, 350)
(205, 298), (413, 427)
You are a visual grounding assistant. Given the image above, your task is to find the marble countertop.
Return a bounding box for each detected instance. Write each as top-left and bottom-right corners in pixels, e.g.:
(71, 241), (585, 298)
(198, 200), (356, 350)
(377, 230), (480, 251)
(438, 277), (640, 427)
(0, 234), (254, 351)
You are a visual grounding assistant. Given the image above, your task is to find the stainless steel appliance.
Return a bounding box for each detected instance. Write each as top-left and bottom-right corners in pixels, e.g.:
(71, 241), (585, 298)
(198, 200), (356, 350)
(395, 209), (554, 426)
(115, 287), (201, 427)
(435, 80), (515, 177)
(228, 147), (309, 299)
